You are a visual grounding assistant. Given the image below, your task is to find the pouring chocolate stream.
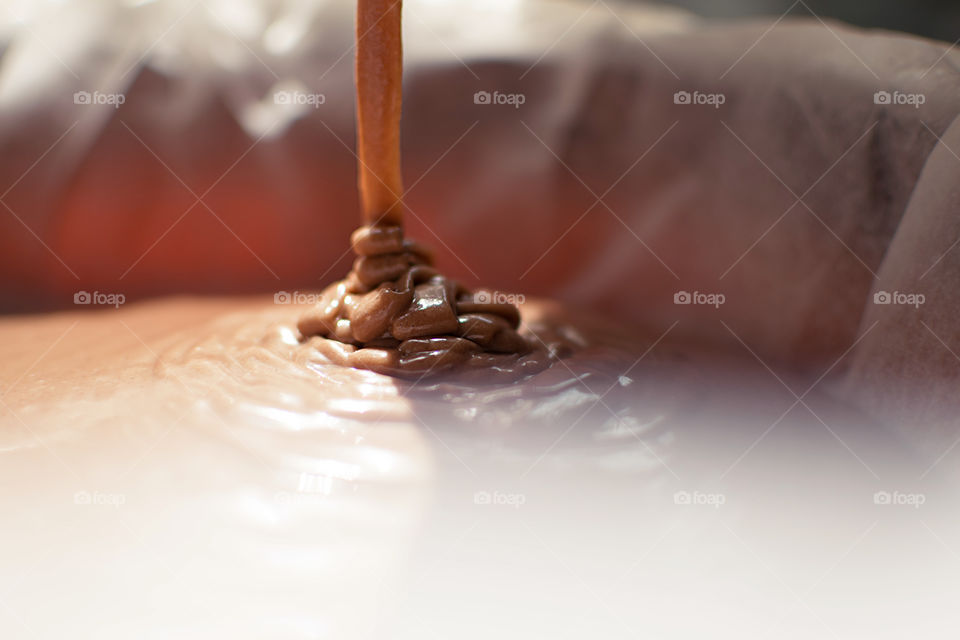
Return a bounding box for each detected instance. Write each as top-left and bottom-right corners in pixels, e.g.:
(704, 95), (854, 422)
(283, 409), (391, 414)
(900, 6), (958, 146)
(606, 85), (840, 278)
(298, 0), (559, 379)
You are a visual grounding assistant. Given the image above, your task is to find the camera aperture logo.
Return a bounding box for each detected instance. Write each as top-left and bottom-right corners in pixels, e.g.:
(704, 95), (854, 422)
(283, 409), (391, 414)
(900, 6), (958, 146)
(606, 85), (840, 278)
(274, 291), (323, 305)
(873, 290), (924, 308)
(473, 289), (525, 305)
(74, 490), (126, 508)
(674, 90), (725, 109)
(474, 490), (526, 509)
(74, 291), (125, 308)
(274, 90), (326, 108)
(474, 90), (525, 109)
(674, 490), (726, 509)
(873, 490), (925, 509)
(73, 91), (125, 109)
(674, 290), (725, 308)
(874, 90), (925, 109)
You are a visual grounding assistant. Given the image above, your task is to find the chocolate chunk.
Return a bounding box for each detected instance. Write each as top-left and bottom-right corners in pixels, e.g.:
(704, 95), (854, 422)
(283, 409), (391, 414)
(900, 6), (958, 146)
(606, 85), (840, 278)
(397, 336), (480, 373)
(456, 299), (521, 329)
(390, 282), (459, 340)
(353, 252), (412, 288)
(347, 281), (415, 342)
(457, 313), (508, 346)
(351, 224), (405, 257)
(297, 282), (346, 337)
(333, 318), (355, 343)
(348, 345), (401, 371)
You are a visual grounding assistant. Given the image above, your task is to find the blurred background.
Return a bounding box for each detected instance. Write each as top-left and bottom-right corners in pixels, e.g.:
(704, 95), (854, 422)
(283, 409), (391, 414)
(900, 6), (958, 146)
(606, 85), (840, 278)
(656, 0), (959, 42)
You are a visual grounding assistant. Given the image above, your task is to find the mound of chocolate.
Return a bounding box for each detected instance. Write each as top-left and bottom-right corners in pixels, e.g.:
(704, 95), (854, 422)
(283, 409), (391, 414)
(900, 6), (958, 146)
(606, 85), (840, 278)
(297, 1), (563, 380)
(297, 224), (556, 379)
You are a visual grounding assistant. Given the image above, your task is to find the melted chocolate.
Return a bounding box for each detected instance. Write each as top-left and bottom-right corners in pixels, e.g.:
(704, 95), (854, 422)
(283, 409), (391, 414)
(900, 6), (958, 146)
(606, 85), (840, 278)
(297, 224), (561, 379)
(297, 0), (560, 380)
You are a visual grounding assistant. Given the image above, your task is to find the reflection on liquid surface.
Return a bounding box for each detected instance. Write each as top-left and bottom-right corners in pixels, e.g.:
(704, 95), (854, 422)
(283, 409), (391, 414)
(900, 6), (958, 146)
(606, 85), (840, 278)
(0, 297), (957, 638)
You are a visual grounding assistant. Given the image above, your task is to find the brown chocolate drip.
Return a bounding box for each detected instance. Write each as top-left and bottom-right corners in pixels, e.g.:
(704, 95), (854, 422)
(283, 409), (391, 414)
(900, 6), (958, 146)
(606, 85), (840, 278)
(297, 0), (559, 380)
(298, 224), (557, 379)
(355, 0), (404, 226)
